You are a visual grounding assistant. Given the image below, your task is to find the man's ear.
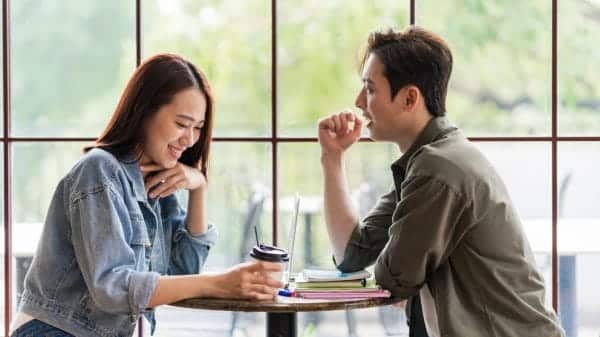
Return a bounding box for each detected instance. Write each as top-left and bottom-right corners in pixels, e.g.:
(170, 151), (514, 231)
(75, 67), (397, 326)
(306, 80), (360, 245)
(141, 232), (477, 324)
(405, 85), (419, 111)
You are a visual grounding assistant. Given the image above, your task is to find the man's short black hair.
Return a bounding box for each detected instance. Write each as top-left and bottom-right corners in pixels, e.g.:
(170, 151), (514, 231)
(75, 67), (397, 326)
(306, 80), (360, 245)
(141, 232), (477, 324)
(361, 26), (453, 116)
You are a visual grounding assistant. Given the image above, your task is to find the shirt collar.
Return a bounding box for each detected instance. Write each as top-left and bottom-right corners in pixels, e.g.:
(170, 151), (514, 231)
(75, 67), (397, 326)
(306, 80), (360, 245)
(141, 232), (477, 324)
(391, 116), (458, 177)
(117, 152), (148, 202)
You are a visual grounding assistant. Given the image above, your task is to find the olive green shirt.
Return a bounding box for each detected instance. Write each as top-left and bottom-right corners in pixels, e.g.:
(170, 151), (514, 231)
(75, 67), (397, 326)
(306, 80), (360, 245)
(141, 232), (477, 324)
(336, 116), (565, 337)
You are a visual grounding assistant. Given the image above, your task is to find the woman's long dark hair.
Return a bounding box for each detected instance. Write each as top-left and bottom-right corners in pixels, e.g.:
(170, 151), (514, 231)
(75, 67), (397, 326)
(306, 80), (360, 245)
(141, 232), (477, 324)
(86, 53), (214, 179)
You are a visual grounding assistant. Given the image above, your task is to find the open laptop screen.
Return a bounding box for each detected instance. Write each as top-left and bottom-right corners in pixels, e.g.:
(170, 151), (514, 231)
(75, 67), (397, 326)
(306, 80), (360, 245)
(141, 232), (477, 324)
(285, 193), (300, 286)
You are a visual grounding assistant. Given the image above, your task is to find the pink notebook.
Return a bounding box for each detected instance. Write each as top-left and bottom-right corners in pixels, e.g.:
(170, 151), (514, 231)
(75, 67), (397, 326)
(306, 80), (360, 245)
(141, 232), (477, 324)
(296, 289), (391, 299)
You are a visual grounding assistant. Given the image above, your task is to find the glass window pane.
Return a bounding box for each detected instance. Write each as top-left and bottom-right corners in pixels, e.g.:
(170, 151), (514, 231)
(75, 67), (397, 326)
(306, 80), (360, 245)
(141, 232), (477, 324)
(12, 142), (272, 336)
(278, 1), (408, 136)
(558, 142), (600, 337)
(475, 142), (552, 306)
(418, 1), (551, 136)
(280, 141), (553, 336)
(144, 0), (271, 137)
(12, 142), (271, 336)
(12, 143), (85, 312)
(153, 142), (272, 337)
(278, 143), (397, 268)
(11, 2), (135, 137)
(279, 142), (405, 336)
(558, 1), (600, 136)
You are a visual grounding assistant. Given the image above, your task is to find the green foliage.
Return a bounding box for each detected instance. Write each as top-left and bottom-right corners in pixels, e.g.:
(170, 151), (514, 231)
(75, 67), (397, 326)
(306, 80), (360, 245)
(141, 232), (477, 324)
(144, 0), (271, 137)
(421, 0), (600, 135)
(11, 0), (134, 137)
(278, 0), (409, 135)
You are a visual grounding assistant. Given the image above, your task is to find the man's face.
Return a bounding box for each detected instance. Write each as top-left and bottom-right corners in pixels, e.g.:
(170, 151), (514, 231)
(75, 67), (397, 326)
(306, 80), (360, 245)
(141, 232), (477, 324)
(354, 53), (404, 142)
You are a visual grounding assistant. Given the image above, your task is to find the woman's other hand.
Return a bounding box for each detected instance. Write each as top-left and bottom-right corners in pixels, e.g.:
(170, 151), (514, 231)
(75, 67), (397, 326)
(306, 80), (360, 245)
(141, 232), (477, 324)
(142, 162), (206, 198)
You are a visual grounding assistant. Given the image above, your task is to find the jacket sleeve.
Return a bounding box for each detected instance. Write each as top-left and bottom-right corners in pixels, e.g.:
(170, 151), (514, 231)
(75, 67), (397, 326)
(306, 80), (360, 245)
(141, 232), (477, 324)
(374, 175), (470, 299)
(160, 195), (217, 275)
(69, 183), (160, 315)
(335, 188), (397, 272)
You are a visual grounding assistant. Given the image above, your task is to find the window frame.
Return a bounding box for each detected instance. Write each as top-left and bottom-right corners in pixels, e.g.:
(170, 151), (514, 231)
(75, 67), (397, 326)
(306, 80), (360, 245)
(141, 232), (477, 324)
(2, 0), (595, 335)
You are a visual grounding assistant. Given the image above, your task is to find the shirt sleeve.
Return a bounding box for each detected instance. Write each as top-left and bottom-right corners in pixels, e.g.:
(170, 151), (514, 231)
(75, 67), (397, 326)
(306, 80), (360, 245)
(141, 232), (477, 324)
(335, 188), (397, 272)
(160, 195), (218, 275)
(374, 175), (470, 299)
(69, 183), (160, 315)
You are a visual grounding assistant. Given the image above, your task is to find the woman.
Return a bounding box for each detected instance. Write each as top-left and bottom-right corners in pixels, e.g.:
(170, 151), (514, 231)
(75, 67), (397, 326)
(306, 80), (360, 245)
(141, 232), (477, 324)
(11, 54), (283, 337)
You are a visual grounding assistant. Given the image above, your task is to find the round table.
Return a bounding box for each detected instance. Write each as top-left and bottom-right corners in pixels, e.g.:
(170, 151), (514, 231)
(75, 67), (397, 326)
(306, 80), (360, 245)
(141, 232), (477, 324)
(171, 296), (400, 337)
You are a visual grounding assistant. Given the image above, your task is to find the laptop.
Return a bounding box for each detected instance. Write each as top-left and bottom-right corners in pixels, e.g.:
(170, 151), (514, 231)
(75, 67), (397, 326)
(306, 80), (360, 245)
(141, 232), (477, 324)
(284, 193), (301, 288)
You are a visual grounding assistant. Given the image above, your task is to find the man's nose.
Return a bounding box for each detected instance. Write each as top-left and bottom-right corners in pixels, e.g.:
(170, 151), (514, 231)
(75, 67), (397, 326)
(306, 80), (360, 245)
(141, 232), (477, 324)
(355, 88), (366, 109)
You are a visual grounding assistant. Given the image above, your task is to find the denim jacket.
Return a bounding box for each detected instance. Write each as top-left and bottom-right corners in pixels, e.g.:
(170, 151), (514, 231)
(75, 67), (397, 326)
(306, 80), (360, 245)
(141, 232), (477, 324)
(18, 148), (217, 337)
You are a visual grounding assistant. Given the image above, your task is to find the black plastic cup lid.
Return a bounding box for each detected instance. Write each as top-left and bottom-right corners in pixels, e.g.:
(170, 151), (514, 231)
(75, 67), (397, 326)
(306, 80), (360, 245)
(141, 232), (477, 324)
(249, 244), (289, 262)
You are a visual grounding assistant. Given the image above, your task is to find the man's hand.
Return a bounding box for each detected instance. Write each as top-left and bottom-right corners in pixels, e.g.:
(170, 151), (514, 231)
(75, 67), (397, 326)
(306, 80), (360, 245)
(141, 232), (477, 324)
(142, 162), (207, 198)
(317, 111), (363, 157)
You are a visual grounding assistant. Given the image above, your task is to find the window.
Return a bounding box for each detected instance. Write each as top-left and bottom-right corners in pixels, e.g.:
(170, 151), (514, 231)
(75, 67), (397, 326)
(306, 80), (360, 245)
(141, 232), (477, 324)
(419, 0), (552, 136)
(2, 1), (599, 337)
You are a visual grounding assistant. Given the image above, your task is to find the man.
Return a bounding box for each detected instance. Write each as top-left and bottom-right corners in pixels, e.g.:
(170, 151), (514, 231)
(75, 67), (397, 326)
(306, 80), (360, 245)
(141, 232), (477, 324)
(317, 26), (565, 337)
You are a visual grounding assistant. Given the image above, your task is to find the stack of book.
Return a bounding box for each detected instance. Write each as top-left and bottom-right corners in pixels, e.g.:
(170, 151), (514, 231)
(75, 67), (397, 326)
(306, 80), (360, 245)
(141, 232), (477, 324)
(293, 268), (391, 299)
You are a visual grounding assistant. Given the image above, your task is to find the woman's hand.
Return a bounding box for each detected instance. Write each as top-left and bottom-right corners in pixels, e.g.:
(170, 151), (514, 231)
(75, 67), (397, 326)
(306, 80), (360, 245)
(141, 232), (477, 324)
(141, 162), (206, 198)
(214, 261), (284, 300)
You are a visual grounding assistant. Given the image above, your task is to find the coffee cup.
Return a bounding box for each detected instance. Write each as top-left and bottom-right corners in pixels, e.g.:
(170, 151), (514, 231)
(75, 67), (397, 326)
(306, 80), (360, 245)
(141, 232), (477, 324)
(249, 244), (289, 284)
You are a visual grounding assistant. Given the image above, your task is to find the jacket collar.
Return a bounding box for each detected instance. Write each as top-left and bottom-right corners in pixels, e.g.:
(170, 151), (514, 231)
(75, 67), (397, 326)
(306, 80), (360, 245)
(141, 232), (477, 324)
(117, 152), (148, 202)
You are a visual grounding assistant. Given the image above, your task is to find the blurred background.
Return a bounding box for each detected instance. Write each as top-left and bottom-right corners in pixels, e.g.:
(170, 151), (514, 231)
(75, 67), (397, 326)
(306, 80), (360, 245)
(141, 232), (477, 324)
(1, 0), (599, 336)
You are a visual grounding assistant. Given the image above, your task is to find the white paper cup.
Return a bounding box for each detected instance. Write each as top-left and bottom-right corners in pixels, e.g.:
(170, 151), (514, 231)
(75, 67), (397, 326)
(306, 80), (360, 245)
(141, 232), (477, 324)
(249, 244), (290, 284)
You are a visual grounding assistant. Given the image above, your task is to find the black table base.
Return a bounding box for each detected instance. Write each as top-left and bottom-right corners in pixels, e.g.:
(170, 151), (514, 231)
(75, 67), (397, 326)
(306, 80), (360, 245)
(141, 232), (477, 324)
(267, 312), (297, 337)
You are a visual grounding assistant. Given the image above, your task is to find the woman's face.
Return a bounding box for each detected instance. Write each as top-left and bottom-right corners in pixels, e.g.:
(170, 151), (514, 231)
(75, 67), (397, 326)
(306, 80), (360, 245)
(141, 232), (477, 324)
(140, 87), (207, 169)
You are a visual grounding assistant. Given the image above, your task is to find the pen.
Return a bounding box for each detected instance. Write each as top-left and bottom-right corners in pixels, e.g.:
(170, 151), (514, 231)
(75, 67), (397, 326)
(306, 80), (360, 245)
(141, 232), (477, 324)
(278, 288), (295, 297)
